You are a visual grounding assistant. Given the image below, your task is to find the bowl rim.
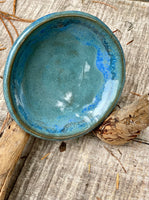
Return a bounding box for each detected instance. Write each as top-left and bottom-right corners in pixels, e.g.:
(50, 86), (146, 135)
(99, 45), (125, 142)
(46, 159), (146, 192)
(3, 11), (125, 140)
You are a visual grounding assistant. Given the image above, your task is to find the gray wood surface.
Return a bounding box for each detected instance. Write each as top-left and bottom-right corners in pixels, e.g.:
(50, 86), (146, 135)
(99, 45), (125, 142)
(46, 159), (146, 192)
(0, 0), (149, 200)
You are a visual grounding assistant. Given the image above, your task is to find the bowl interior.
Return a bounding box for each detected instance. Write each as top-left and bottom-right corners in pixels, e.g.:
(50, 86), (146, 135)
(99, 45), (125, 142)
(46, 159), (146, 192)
(7, 13), (125, 139)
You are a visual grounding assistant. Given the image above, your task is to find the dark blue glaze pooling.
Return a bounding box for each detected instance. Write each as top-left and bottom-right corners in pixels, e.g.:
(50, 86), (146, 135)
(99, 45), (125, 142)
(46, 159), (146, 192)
(3, 11), (125, 140)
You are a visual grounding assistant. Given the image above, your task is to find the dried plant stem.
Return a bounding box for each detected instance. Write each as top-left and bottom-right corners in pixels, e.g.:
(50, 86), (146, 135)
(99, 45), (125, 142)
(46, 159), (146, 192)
(13, 0), (17, 15)
(0, 44), (6, 50)
(88, 163), (91, 173)
(96, 197), (101, 200)
(0, 16), (14, 45)
(7, 16), (34, 23)
(41, 153), (50, 160)
(1, 10), (24, 18)
(104, 146), (127, 173)
(127, 39), (134, 45)
(112, 29), (121, 33)
(2, 15), (34, 23)
(113, 29), (118, 33)
(0, 10), (35, 23)
(8, 18), (19, 37)
(0, 47), (6, 51)
(92, 1), (117, 10)
(116, 173), (119, 189)
(130, 91), (141, 97)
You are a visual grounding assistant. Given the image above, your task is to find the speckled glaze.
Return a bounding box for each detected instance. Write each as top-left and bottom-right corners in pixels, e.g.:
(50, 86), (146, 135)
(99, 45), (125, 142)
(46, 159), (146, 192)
(3, 11), (125, 140)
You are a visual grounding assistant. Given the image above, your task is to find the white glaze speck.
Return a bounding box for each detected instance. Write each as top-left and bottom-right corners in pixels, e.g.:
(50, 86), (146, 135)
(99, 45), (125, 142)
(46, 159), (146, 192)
(83, 116), (91, 123)
(56, 100), (65, 111)
(84, 61), (91, 73)
(75, 113), (80, 117)
(64, 92), (72, 103)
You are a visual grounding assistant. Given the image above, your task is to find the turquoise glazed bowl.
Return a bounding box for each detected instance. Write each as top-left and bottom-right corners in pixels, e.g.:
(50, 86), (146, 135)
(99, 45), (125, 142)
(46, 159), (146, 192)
(3, 11), (125, 140)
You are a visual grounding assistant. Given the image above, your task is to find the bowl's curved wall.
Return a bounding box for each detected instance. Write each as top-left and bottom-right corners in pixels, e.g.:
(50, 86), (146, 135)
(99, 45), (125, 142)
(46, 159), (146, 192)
(3, 11), (125, 140)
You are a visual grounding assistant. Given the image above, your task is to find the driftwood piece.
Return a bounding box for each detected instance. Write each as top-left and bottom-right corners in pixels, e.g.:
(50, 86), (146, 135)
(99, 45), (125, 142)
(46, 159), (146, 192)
(0, 121), (29, 200)
(95, 94), (149, 145)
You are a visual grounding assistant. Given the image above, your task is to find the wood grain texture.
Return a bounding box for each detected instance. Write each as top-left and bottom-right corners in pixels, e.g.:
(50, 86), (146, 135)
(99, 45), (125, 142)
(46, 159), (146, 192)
(0, 0), (149, 200)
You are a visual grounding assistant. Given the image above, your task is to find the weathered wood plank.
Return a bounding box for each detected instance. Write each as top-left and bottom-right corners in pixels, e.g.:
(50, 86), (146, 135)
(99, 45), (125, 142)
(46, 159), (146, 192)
(7, 135), (149, 200)
(0, 0), (149, 200)
(1, 94), (148, 200)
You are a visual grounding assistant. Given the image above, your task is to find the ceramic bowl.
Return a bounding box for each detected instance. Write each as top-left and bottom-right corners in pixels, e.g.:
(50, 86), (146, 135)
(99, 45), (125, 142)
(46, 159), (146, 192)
(3, 11), (125, 140)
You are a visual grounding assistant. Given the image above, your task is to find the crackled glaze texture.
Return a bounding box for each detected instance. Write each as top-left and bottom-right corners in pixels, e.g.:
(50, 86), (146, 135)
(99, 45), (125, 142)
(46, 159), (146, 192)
(3, 11), (125, 140)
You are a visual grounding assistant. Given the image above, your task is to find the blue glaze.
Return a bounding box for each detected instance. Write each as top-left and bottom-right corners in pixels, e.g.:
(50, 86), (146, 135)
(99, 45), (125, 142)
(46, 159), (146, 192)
(3, 11), (125, 140)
